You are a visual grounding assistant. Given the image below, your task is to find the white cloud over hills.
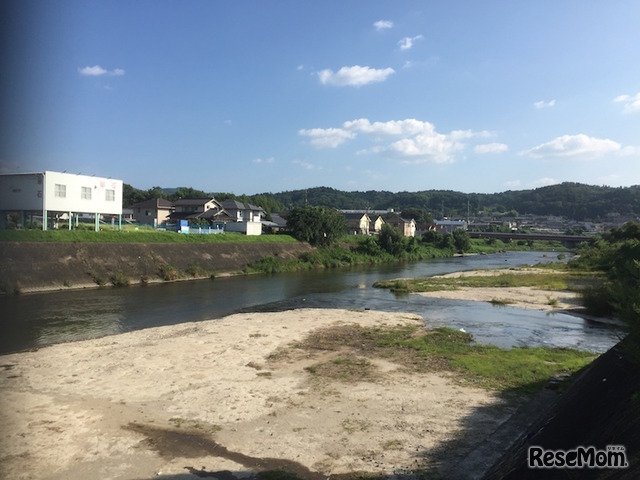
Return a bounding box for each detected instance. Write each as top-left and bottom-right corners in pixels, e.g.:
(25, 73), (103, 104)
(300, 118), (494, 164)
(521, 134), (622, 159)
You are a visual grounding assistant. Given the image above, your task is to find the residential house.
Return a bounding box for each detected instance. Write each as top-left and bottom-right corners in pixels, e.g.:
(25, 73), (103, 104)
(131, 198), (173, 227)
(262, 213), (288, 233)
(371, 215), (385, 234)
(0, 170), (123, 231)
(342, 212), (371, 235)
(169, 198), (226, 223)
(385, 214), (416, 237)
(435, 219), (467, 233)
(221, 199), (265, 235)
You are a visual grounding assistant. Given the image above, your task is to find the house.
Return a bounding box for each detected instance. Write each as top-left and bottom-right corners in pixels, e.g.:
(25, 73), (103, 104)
(221, 199), (264, 223)
(384, 214), (416, 237)
(262, 213), (288, 233)
(221, 199), (265, 235)
(169, 198), (226, 223)
(342, 212), (371, 235)
(131, 198), (173, 227)
(372, 215), (385, 234)
(435, 219), (467, 233)
(0, 170), (123, 231)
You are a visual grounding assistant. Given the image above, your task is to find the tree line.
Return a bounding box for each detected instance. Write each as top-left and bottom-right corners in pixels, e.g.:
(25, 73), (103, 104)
(124, 182), (640, 222)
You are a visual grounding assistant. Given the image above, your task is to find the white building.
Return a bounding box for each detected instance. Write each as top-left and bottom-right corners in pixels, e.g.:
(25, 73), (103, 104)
(0, 171), (123, 230)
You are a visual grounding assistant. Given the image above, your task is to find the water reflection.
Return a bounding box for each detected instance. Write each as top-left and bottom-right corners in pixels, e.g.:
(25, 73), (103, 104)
(0, 251), (623, 354)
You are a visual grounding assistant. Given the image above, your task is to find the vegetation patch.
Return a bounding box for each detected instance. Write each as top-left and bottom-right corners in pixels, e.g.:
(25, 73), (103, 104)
(110, 271), (130, 287)
(489, 298), (515, 306)
(305, 354), (377, 383)
(373, 270), (586, 295)
(283, 324), (595, 396)
(159, 263), (179, 281)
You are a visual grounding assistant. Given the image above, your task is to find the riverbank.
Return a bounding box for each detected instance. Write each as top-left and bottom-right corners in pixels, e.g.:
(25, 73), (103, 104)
(0, 241), (314, 294)
(0, 307), (591, 480)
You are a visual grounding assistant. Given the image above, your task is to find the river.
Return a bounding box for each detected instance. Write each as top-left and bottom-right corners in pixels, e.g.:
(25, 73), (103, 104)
(0, 251), (623, 355)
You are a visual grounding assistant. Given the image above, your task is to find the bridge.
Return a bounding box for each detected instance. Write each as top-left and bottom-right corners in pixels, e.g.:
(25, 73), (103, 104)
(468, 231), (593, 248)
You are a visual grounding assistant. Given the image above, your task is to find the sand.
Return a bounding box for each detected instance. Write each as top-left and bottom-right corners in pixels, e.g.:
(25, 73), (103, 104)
(0, 308), (523, 480)
(415, 268), (582, 312)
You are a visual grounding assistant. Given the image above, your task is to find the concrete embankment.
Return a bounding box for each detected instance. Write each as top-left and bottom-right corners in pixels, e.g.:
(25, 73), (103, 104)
(0, 241), (314, 293)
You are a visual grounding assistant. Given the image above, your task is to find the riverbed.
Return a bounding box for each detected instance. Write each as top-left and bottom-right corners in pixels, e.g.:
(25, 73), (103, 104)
(0, 251), (623, 354)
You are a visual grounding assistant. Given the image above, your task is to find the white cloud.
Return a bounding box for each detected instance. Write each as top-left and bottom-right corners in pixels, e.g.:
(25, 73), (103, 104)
(531, 177), (559, 187)
(292, 159), (320, 170)
(475, 143), (509, 154)
(301, 117), (495, 164)
(620, 145), (640, 156)
(253, 157), (275, 164)
(374, 20), (393, 31)
(398, 35), (424, 51)
(298, 127), (355, 148)
(386, 133), (462, 163)
(522, 134), (621, 159)
(79, 65), (107, 76)
(533, 99), (556, 109)
(317, 65), (395, 87)
(348, 118), (483, 163)
(503, 180), (521, 189)
(343, 118), (435, 136)
(78, 65), (125, 76)
(614, 92), (640, 113)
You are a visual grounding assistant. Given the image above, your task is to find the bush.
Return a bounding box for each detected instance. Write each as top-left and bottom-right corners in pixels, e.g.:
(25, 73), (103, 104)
(110, 272), (130, 287)
(159, 264), (179, 281)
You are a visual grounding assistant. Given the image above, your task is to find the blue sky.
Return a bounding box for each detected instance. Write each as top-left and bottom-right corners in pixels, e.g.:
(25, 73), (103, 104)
(2, 1), (639, 195)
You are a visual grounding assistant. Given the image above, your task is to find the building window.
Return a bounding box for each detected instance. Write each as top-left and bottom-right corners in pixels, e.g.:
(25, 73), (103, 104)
(105, 189), (115, 202)
(81, 186), (92, 200)
(55, 184), (66, 198)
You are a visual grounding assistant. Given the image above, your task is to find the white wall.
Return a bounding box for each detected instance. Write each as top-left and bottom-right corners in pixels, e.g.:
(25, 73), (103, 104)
(224, 221), (262, 235)
(43, 171), (123, 215)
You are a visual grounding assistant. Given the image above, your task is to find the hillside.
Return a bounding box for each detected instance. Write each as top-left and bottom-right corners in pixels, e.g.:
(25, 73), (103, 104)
(260, 183), (640, 221)
(124, 183), (640, 222)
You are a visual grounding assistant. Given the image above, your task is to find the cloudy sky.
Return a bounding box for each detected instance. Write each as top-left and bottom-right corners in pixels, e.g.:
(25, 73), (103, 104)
(1, 1), (639, 194)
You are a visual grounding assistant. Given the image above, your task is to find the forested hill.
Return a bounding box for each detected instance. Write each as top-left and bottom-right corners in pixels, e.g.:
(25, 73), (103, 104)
(261, 183), (640, 221)
(124, 183), (640, 222)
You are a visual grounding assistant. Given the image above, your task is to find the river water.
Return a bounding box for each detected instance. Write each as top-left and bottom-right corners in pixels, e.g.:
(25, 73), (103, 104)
(0, 251), (623, 355)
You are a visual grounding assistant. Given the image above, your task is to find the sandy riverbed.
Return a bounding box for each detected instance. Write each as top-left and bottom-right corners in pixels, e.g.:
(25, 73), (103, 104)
(1, 268), (582, 480)
(415, 268), (582, 312)
(0, 307), (532, 480)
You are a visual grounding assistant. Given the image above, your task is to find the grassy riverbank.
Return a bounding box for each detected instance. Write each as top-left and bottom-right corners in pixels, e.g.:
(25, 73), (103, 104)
(0, 228), (299, 244)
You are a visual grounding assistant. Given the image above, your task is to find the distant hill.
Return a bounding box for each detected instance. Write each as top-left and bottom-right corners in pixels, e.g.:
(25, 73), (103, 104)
(124, 183), (640, 222)
(256, 183), (640, 221)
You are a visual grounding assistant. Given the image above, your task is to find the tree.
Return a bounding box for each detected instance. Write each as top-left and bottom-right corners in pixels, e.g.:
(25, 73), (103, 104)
(453, 229), (471, 253)
(378, 224), (406, 256)
(286, 206), (347, 247)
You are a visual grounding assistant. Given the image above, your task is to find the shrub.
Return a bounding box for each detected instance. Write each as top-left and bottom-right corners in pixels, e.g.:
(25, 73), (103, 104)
(159, 264), (179, 281)
(110, 272), (130, 287)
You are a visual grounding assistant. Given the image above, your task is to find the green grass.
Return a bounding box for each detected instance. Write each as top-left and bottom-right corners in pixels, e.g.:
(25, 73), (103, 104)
(0, 229), (298, 244)
(373, 269), (588, 294)
(468, 237), (569, 254)
(291, 324), (596, 395)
